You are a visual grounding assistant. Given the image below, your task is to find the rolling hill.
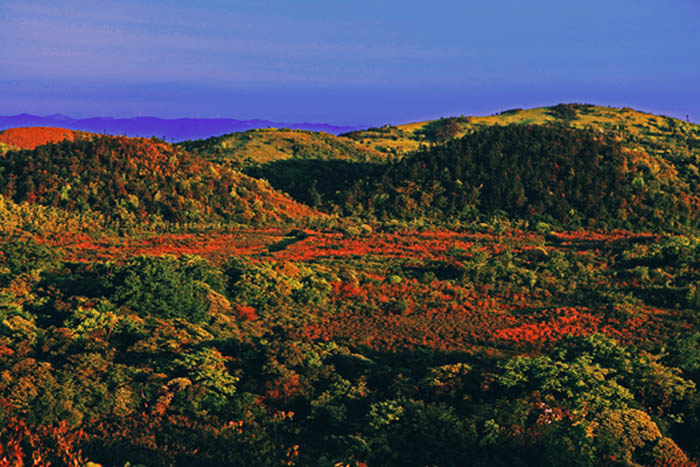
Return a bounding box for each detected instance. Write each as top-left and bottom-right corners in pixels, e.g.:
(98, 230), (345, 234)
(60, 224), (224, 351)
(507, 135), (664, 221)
(0, 135), (318, 226)
(341, 104), (700, 158)
(339, 124), (699, 229)
(1, 104), (698, 231)
(179, 127), (386, 168)
(243, 106), (700, 230)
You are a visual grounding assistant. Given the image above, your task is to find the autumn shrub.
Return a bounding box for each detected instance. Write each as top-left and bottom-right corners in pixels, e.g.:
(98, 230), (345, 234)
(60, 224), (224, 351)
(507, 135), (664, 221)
(0, 418), (87, 466)
(0, 290), (37, 343)
(646, 437), (695, 467)
(665, 332), (700, 380)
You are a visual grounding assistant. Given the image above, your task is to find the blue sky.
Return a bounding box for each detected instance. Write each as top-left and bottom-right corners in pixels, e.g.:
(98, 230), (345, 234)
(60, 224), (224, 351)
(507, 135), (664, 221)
(1, 0), (698, 125)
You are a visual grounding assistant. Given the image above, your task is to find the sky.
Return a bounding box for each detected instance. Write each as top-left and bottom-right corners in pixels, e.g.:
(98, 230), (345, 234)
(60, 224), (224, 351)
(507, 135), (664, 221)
(1, 0), (699, 126)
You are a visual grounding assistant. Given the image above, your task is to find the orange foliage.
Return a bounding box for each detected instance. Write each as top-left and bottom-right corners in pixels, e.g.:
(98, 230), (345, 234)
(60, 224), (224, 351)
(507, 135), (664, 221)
(43, 230), (279, 264)
(0, 418), (86, 467)
(235, 304), (258, 321)
(34, 227), (693, 355)
(547, 230), (659, 246)
(273, 229), (540, 263)
(493, 307), (602, 344)
(265, 374), (302, 402)
(0, 127), (88, 150)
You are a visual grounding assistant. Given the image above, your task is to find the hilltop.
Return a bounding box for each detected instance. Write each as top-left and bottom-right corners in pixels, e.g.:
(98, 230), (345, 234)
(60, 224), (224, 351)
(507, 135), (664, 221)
(338, 124), (699, 229)
(0, 135), (317, 226)
(0, 127), (92, 151)
(179, 127), (385, 168)
(342, 104), (700, 158)
(177, 128), (388, 210)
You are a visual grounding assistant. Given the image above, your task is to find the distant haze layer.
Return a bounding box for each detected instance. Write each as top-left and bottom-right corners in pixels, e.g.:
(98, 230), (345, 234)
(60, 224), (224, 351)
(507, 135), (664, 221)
(0, 114), (359, 141)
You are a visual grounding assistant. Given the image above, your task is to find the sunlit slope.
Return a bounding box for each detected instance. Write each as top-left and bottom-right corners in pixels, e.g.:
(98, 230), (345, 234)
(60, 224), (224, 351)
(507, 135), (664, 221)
(179, 127), (386, 167)
(341, 104), (700, 160)
(0, 126), (92, 151)
(0, 135), (318, 225)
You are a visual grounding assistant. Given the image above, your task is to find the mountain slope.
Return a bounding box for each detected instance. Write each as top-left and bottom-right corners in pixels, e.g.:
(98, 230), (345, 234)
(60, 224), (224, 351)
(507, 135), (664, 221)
(0, 135), (317, 225)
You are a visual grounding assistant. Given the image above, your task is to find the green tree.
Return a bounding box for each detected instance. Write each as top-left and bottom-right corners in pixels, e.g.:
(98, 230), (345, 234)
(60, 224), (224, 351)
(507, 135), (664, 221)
(108, 255), (219, 323)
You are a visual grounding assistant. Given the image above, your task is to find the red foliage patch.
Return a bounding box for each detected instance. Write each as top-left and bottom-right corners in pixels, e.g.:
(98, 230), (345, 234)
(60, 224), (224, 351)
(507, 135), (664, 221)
(273, 229), (541, 263)
(235, 304), (258, 321)
(44, 230), (281, 264)
(0, 418), (86, 466)
(493, 307), (603, 345)
(0, 127), (88, 149)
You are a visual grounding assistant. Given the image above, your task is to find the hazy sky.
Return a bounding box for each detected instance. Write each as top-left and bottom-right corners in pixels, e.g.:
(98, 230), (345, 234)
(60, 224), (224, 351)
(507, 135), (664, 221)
(1, 0), (699, 125)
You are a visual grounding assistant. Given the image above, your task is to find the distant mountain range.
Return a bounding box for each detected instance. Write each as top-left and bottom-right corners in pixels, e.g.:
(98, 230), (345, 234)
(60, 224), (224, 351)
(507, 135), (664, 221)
(0, 114), (361, 141)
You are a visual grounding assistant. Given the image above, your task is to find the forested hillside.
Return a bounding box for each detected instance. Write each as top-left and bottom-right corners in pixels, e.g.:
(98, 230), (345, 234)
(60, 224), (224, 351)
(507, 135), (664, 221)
(249, 123), (699, 231)
(0, 135), (317, 226)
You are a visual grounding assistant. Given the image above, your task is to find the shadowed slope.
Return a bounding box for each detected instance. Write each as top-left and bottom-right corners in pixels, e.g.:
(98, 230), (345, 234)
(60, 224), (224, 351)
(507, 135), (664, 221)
(333, 124), (699, 230)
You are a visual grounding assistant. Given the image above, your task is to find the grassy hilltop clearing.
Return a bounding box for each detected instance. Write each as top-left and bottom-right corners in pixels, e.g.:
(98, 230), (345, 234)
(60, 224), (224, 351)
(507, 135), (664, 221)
(0, 105), (699, 466)
(178, 128), (385, 168)
(342, 104), (700, 157)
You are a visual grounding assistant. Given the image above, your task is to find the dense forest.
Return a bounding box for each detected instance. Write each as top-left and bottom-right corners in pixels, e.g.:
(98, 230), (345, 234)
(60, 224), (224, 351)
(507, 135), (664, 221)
(345, 124), (698, 229)
(0, 105), (699, 466)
